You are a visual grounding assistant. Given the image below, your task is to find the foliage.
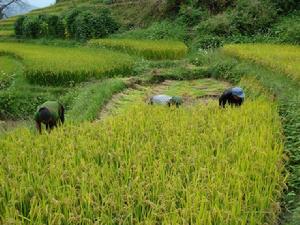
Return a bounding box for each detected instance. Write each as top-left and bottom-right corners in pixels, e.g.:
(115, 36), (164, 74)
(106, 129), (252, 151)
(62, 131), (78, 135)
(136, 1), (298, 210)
(65, 8), (119, 40)
(190, 0), (236, 13)
(231, 0), (277, 35)
(112, 21), (187, 41)
(272, 12), (300, 44)
(14, 16), (25, 37)
(192, 34), (223, 49)
(14, 14), (65, 39)
(0, 42), (134, 85)
(21, 16), (41, 39)
(88, 38), (188, 60)
(197, 13), (235, 37)
(270, 0), (300, 14)
(176, 5), (209, 26)
(0, 100), (284, 224)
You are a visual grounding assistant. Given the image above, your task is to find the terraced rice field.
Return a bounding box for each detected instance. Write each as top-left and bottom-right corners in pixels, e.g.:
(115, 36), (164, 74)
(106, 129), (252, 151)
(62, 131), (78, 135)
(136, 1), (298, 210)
(0, 42), (134, 85)
(0, 95), (284, 224)
(222, 44), (300, 81)
(88, 38), (188, 60)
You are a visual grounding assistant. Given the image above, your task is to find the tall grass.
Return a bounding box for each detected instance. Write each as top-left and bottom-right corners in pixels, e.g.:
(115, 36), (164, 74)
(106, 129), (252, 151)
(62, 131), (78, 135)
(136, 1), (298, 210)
(0, 42), (134, 85)
(88, 38), (188, 60)
(66, 79), (126, 122)
(222, 44), (300, 82)
(0, 100), (284, 224)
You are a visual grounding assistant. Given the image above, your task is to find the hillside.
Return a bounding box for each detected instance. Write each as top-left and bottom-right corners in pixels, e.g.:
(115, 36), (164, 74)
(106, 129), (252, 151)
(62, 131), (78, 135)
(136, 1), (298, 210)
(0, 0), (299, 224)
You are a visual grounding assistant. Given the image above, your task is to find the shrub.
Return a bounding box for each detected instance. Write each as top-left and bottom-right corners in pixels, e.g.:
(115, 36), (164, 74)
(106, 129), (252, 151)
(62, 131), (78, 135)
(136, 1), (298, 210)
(65, 8), (119, 40)
(93, 8), (119, 38)
(46, 15), (65, 38)
(64, 8), (81, 38)
(272, 12), (300, 44)
(113, 21), (187, 41)
(73, 11), (94, 40)
(231, 0), (277, 35)
(270, 0), (300, 14)
(14, 16), (26, 37)
(197, 13), (235, 36)
(177, 5), (209, 26)
(22, 16), (41, 38)
(192, 34), (223, 49)
(191, 0), (236, 13)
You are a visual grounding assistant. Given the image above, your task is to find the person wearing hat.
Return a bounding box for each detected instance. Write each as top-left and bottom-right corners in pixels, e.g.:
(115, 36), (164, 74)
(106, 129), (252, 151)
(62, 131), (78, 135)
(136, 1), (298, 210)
(149, 95), (183, 108)
(34, 101), (65, 134)
(219, 87), (245, 108)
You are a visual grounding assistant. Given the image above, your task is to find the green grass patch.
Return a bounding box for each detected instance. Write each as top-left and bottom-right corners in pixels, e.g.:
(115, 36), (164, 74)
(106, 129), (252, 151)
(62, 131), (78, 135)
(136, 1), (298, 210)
(88, 38), (188, 60)
(0, 42), (134, 85)
(66, 79), (126, 122)
(0, 56), (22, 89)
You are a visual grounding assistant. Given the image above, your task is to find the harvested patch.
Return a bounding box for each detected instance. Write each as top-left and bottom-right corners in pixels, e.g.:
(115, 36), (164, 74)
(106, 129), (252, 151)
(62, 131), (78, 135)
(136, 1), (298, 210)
(98, 79), (230, 119)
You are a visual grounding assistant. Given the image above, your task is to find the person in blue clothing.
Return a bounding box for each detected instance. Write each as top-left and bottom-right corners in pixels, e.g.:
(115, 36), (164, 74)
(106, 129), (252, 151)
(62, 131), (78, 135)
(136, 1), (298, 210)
(219, 87), (245, 108)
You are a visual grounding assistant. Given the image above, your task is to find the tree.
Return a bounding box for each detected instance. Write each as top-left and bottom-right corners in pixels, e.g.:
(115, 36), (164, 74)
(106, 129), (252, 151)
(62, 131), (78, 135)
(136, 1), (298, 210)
(0, 0), (24, 19)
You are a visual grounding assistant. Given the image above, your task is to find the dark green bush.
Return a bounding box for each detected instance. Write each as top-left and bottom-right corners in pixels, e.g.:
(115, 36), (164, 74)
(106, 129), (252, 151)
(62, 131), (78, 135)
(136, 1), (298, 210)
(15, 14), (65, 39)
(64, 8), (81, 38)
(191, 0), (236, 13)
(73, 11), (95, 40)
(93, 8), (119, 38)
(271, 0), (300, 14)
(177, 5), (209, 26)
(231, 0), (277, 35)
(22, 16), (41, 38)
(272, 12), (300, 44)
(197, 13), (236, 36)
(14, 16), (26, 37)
(46, 15), (65, 38)
(65, 8), (119, 40)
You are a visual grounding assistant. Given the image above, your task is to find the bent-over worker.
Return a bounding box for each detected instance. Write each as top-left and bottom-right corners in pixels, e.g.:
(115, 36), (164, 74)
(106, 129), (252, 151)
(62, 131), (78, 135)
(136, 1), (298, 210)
(150, 95), (183, 108)
(34, 101), (64, 134)
(219, 87), (245, 108)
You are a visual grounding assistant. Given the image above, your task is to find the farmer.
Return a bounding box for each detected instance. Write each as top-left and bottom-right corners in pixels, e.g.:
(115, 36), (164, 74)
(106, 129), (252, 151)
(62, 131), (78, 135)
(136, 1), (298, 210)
(149, 95), (183, 108)
(219, 87), (245, 108)
(34, 101), (65, 134)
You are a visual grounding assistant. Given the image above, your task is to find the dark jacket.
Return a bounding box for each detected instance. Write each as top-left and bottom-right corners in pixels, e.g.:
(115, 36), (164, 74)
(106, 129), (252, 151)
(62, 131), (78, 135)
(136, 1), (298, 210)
(219, 89), (244, 108)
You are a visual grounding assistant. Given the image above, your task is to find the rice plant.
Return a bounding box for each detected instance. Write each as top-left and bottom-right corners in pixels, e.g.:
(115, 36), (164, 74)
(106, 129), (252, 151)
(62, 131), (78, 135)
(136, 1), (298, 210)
(0, 42), (134, 85)
(0, 100), (285, 224)
(222, 44), (300, 81)
(88, 38), (188, 60)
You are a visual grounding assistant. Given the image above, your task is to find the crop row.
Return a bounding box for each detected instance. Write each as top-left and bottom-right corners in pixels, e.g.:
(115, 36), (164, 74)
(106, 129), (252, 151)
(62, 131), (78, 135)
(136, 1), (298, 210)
(0, 42), (134, 85)
(0, 100), (284, 224)
(88, 38), (188, 60)
(222, 44), (300, 82)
